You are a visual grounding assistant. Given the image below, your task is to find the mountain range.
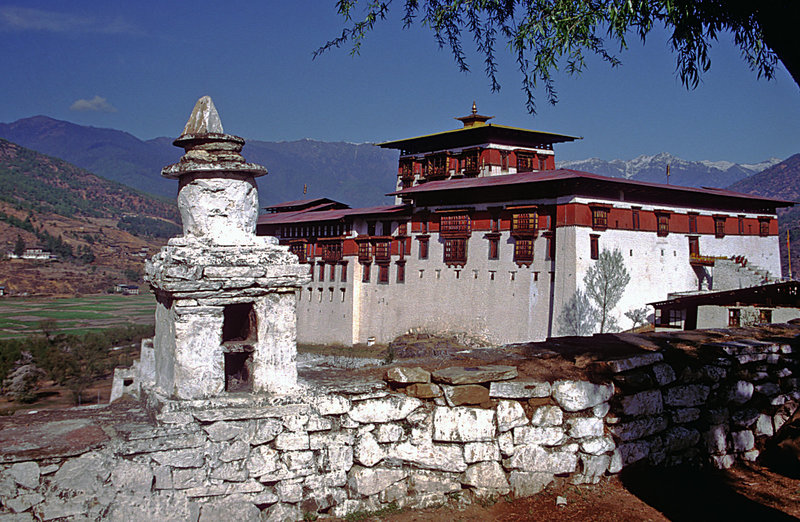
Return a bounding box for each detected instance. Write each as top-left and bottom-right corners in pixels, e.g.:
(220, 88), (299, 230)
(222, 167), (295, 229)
(558, 153), (781, 188)
(0, 116), (399, 209)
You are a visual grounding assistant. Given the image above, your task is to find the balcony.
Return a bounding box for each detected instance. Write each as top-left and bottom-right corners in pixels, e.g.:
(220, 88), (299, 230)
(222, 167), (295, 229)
(511, 212), (538, 238)
(373, 240), (391, 262)
(320, 241), (343, 263)
(689, 253), (716, 266)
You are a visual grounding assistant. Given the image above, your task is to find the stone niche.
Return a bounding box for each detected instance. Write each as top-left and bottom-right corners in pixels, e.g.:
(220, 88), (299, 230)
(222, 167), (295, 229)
(144, 97), (309, 400)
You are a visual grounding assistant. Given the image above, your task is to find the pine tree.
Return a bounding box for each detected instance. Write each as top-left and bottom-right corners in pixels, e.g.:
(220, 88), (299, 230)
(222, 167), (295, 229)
(13, 235), (25, 257)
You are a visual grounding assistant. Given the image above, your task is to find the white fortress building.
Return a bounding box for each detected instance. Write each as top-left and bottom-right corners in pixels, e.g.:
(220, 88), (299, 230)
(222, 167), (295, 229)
(257, 105), (792, 346)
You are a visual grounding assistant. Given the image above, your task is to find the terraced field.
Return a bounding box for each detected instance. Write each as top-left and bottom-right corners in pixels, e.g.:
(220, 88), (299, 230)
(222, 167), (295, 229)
(0, 294), (155, 339)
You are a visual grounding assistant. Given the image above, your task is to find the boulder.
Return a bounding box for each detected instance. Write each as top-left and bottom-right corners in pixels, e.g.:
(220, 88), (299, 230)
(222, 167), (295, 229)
(386, 367), (431, 384)
(433, 406), (495, 442)
(489, 380), (551, 399)
(432, 365), (518, 385)
(552, 381), (613, 412)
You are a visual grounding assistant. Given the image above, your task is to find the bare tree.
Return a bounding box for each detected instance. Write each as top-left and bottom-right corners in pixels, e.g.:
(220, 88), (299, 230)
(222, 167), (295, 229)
(584, 248), (631, 333)
(557, 288), (599, 337)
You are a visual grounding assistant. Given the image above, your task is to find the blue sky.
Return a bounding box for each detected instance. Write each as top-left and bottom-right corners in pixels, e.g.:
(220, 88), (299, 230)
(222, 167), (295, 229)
(1, 1), (798, 164)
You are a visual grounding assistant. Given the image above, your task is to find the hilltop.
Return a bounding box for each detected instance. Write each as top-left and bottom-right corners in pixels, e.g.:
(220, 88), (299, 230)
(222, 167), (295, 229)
(0, 139), (180, 295)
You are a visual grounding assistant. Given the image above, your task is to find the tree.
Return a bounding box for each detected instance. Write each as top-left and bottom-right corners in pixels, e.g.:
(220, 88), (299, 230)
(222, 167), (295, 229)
(625, 306), (650, 329)
(13, 234), (25, 257)
(320, 1), (798, 113)
(557, 288), (599, 336)
(584, 247), (631, 333)
(2, 352), (46, 403)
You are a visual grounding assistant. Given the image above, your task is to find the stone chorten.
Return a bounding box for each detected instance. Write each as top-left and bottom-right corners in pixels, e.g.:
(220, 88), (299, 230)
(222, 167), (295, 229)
(144, 96), (309, 400)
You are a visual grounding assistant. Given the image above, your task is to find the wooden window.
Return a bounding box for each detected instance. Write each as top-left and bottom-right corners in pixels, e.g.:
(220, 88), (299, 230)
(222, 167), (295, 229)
(759, 309), (772, 324)
(318, 263), (325, 282)
(329, 264), (336, 281)
(322, 241), (343, 263)
(396, 261), (405, 283)
(514, 238), (534, 266)
(491, 214), (500, 232)
(378, 264), (390, 284)
(590, 234), (599, 260)
(738, 216), (745, 234)
(728, 308), (740, 327)
(488, 237), (499, 260)
(440, 213), (471, 235)
(516, 152), (536, 172)
(632, 208), (640, 230)
(688, 214), (697, 234)
(714, 217), (726, 238)
(500, 151), (509, 171)
(544, 233), (554, 260)
(688, 236), (699, 257)
(759, 218), (770, 237)
(367, 222), (376, 236)
(340, 262), (347, 282)
(463, 149), (480, 176)
(401, 178), (413, 189)
(657, 213), (670, 237)
(591, 207), (608, 230)
(424, 153), (448, 178)
(418, 237), (429, 259)
(374, 240), (390, 262)
(289, 242), (307, 263)
(362, 264), (370, 283)
(512, 211), (538, 235)
(420, 215), (429, 234)
(357, 241), (372, 263)
(538, 156), (546, 170)
(398, 222), (408, 236)
(309, 263), (314, 282)
(399, 159), (414, 179)
(443, 238), (467, 266)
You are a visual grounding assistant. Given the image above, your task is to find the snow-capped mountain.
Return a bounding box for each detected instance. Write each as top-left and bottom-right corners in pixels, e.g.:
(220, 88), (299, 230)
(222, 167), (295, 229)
(558, 152), (781, 188)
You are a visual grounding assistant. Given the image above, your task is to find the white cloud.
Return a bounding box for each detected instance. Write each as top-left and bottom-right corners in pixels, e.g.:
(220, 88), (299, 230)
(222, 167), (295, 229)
(69, 96), (118, 113)
(0, 6), (139, 35)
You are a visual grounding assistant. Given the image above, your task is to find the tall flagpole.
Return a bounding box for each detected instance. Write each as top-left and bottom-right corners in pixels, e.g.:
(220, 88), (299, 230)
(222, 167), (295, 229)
(788, 230), (793, 280)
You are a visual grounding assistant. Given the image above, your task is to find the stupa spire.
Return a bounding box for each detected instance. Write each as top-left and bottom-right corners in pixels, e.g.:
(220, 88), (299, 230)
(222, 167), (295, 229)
(182, 95), (224, 135)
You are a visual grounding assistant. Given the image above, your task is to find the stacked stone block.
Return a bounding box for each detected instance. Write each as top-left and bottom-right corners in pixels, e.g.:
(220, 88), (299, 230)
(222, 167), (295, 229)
(1, 334), (797, 520)
(603, 339), (798, 470)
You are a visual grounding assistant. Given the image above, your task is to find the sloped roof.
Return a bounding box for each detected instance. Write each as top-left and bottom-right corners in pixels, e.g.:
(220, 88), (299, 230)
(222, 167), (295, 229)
(650, 281), (800, 308)
(377, 124), (580, 154)
(389, 169), (796, 211)
(257, 204), (408, 225)
(263, 198), (349, 213)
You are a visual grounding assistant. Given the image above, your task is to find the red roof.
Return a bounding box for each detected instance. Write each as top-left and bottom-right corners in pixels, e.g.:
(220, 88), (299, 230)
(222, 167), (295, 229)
(257, 204), (408, 225)
(389, 169), (796, 208)
(263, 198), (349, 212)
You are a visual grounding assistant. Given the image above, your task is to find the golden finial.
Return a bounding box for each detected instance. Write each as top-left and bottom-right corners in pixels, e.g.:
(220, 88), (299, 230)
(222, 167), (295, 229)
(471, 101), (477, 115)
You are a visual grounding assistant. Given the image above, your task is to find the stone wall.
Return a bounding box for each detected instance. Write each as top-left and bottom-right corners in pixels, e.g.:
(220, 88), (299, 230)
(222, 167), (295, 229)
(604, 338), (798, 470)
(1, 336), (797, 521)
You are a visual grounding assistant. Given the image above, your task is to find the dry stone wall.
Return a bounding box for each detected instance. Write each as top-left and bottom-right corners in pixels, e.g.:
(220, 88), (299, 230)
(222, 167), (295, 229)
(0, 336), (797, 521)
(604, 338), (798, 471)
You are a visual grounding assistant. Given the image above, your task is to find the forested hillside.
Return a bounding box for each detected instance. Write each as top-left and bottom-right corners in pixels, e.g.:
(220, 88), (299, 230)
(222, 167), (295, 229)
(0, 139), (180, 295)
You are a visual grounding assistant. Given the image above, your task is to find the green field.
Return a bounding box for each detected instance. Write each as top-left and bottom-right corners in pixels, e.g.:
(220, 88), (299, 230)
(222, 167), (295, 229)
(0, 294), (155, 339)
